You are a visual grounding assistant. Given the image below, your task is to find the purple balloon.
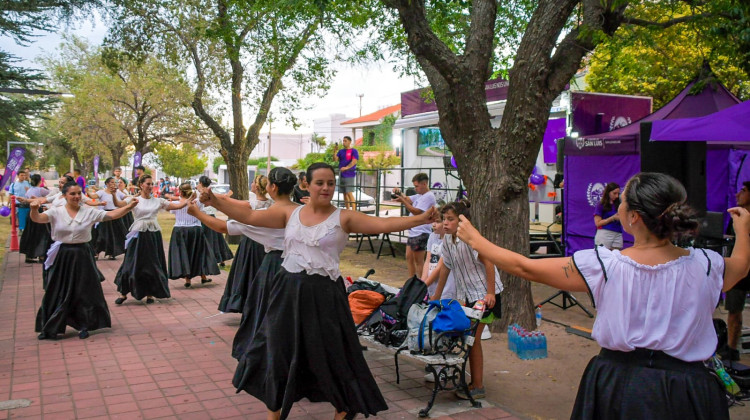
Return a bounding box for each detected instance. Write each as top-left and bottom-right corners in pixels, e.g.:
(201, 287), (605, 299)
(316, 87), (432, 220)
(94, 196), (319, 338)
(529, 174), (545, 185)
(450, 156), (457, 168)
(0, 206), (10, 217)
(531, 165), (540, 175)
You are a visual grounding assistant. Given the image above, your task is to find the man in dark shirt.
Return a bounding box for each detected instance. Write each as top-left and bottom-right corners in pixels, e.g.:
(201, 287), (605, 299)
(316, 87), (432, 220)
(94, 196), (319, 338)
(333, 136), (358, 211)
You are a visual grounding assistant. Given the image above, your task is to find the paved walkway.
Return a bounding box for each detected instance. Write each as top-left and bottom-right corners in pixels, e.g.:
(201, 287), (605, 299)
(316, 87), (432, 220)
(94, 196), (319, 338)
(0, 248), (522, 420)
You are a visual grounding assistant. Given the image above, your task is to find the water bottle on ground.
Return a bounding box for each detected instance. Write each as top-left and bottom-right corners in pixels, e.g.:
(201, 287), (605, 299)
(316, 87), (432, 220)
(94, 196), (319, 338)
(535, 305), (542, 328)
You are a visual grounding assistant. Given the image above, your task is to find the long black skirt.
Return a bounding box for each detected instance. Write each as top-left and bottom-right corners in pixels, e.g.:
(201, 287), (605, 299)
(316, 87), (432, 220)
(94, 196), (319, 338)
(232, 250), (283, 359)
(94, 219), (127, 257)
(167, 226), (220, 279)
(571, 348), (728, 420)
(218, 236), (266, 313)
(233, 268), (388, 419)
(115, 230), (170, 300)
(202, 217), (233, 264)
(19, 214), (51, 259)
(122, 212), (134, 230)
(36, 244), (111, 336)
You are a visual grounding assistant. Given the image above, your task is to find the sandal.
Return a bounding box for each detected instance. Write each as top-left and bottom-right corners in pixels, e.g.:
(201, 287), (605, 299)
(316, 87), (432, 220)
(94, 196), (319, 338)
(184, 282), (191, 288)
(146, 297), (154, 304)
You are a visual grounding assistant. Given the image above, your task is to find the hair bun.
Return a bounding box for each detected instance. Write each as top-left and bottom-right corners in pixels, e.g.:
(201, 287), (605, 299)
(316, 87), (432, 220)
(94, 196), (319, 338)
(658, 202), (699, 240)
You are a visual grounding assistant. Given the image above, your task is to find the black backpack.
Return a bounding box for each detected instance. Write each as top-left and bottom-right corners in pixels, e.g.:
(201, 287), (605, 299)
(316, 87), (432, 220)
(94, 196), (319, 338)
(366, 276), (428, 347)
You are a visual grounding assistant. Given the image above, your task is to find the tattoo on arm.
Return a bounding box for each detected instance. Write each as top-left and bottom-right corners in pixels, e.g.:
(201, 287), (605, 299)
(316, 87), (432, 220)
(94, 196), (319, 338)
(562, 259), (575, 278)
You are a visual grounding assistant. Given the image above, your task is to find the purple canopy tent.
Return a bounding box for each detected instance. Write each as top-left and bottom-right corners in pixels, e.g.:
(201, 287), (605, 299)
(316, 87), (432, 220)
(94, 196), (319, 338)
(650, 100), (750, 143)
(563, 80), (741, 254)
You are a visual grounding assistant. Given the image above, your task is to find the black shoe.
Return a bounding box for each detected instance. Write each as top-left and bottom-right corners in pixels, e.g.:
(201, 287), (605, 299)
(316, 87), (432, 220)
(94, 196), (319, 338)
(37, 333), (50, 340)
(108, 255), (116, 260)
(219, 262), (225, 267)
(184, 282), (191, 288)
(25, 258), (35, 264)
(115, 296), (127, 305)
(146, 297), (154, 304)
(201, 278), (212, 284)
(78, 329), (89, 339)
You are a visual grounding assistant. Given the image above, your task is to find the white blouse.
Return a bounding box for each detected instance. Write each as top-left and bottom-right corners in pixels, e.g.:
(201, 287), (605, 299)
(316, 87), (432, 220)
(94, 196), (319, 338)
(281, 206), (348, 281)
(573, 247), (724, 362)
(227, 217), (285, 253)
(45, 205), (107, 243)
(126, 196), (170, 232)
(96, 190), (118, 210)
(171, 199), (202, 227)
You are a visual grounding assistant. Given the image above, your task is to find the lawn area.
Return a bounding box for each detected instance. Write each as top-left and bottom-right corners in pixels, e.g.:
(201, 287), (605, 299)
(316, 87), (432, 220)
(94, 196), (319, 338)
(0, 218), (12, 269)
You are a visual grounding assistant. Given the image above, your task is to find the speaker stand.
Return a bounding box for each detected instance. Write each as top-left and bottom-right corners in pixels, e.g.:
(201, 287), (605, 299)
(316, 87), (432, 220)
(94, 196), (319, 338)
(538, 290), (594, 318)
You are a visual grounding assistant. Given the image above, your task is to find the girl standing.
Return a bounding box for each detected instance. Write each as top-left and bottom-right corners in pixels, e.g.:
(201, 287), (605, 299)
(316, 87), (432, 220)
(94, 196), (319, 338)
(432, 200), (503, 400)
(167, 182), (219, 288)
(204, 162), (436, 420)
(217, 174), (272, 312)
(93, 177), (129, 260)
(31, 182), (137, 339)
(117, 178), (135, 229)
(113, 175), (189, 304)
(594, 182), (623, 250)
(196, 176), (233, 267)
(455, 172), (750, 419)
(19, 174), (50, 263)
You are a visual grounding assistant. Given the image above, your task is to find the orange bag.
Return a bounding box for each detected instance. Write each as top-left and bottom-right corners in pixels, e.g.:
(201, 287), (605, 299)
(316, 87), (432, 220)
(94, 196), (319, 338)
(348, 290), (386, 325)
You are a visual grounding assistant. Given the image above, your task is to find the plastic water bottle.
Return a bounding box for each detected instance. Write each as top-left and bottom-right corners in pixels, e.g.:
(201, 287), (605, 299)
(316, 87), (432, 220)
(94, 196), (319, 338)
(535, 305), (542, 328)
(540, 333), (548, 359)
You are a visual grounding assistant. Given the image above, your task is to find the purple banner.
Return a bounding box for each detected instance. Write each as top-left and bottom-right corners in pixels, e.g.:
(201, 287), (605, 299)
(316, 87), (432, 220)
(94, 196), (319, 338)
(93, 155), (100, 183)
(0, 147), (27, 191)
(401, 77), (509, 117)
(132, 151), (142, 180)
(563, 153), (640, 255)
(542, 118), (566, 163)
(571, 92), (652, 136)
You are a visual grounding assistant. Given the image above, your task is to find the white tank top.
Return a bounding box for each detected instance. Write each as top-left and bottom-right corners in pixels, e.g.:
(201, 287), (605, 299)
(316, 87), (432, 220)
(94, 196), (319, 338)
(281, 206), (348, 281)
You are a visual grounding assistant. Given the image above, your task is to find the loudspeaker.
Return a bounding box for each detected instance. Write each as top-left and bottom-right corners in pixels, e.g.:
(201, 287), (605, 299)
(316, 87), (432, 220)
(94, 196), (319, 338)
(640, 122), (706, 214)
(555, 138), (565, 175)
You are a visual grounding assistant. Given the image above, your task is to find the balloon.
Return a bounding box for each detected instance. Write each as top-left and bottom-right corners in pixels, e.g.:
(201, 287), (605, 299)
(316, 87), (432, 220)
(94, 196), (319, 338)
(3, 185), (8, 191)
(528, 183), (536, 191)
(529, 173), (545, 185)
(531, 166), (540, 175)
(450, 156), (457, 168)
(0, 206), (10, 217)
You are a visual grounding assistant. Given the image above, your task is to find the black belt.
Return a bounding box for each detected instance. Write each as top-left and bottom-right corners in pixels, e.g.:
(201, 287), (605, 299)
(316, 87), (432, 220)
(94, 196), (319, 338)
(599, 348), (706, 373)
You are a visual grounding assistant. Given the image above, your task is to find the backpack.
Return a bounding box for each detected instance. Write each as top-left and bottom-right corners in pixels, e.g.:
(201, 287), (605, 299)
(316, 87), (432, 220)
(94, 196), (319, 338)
(406, 299), (471, 353)
(366, 276), (428, 347)
(349, 290), (386, 325)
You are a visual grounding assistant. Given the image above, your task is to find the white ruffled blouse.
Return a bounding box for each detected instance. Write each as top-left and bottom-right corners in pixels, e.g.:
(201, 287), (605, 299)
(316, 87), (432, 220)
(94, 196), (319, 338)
(281, 206), (348, 281)
(125, 196), (170, 232)
(573, 246), (724, 362)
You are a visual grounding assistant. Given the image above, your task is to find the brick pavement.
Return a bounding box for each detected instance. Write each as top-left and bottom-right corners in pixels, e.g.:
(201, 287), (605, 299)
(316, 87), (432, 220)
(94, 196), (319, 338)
(0, 248), (522, 420)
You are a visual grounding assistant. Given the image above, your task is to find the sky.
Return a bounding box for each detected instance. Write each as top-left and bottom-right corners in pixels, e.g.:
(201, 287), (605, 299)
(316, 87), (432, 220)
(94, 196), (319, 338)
(2, 14), (421, 134)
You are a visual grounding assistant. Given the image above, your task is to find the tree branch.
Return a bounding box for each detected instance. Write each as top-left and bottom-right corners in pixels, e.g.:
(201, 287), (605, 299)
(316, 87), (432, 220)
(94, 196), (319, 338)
(623, 12), (722, 29)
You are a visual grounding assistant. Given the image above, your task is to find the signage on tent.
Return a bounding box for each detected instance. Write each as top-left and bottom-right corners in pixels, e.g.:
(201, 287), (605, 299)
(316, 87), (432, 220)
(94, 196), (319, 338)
(586, 182), (605, 207)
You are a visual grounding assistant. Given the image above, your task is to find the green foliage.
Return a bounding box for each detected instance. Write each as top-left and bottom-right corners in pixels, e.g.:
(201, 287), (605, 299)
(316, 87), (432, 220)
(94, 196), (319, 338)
(362, 114), (397, 147)
(294, 143), (337, 170)
(586, 1), (750, 108)
(154, 144), (207, 179)
(358, 152), (400, 172)
(213, 156), (225, 174)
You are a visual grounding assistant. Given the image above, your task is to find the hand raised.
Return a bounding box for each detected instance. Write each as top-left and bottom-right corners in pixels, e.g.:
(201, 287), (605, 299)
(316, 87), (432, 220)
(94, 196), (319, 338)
(30, 199), (42, 210)
(199, 188), (215, 205)
(728, 206), (750, 235)
(186, 199), (199, 215)
(127, 198), (139, 209)
(456, 214), (481, 246)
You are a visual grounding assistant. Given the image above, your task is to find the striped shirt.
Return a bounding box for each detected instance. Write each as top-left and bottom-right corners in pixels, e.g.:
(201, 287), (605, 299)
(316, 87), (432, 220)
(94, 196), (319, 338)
(170, 199), (202, 227)
(441, 234), (503, 303)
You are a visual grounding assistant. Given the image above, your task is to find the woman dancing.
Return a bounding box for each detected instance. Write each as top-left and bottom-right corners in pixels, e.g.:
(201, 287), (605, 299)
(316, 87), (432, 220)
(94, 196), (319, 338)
(167, 182), (219, 288)
(19, 174), (50, 263)
(117, 177), (135, 229)
(113, 175), (190, 304)
(196, 176), (233, 267)
(204, 162), (436, 420)
(31, 181), (137, 339)
(188, 168), (296, 358)
(217, 174), (272, 312)
(454, 172), (750, 420)
(93, 177), (129, 260)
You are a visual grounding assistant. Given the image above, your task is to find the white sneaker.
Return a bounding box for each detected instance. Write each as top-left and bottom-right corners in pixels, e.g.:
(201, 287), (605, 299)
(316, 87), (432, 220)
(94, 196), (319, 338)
(481, 329), (491, 340)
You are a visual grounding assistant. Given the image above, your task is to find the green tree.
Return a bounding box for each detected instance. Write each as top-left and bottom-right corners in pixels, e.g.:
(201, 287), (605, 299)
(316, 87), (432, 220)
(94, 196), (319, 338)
(378, 0), (744, 329)
(154, 144), (207, 179)
(586, 1), (750, 108)
(105, 0), (371, 201)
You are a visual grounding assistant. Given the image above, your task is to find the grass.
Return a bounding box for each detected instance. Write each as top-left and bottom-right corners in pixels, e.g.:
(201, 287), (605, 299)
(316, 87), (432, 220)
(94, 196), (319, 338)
(0, 218), (12, 269)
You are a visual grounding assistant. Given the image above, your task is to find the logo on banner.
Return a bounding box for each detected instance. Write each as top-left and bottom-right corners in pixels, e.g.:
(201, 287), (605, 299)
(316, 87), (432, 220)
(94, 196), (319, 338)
(610, 116), (632, 131)
(575, 138), (585, 150)
(586, 182), (605, 207)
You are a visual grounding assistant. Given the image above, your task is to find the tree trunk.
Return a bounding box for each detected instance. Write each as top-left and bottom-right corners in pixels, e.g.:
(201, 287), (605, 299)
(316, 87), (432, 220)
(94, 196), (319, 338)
(224, 149), (249, 204)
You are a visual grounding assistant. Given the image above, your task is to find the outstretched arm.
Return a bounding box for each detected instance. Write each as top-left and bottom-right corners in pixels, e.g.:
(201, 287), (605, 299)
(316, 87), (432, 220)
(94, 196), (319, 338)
(186, 201), (228, 233)
(457, 215), (587, 292)
(724, 207), (750, 291)
(103, 199), (138, 221)
(342, 207), (436, 235)
(29, 201), (49, 223)
(201, 188), (287, 228)
(165, 193), (195, 211)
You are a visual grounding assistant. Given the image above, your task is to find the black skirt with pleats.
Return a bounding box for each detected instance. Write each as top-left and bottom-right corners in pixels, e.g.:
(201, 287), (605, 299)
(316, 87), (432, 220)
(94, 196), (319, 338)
(232, 268), (388, 419)
(36, 243), (111, 337)
(218, 236), (266, 313)
(202, 216), (233, 264)
(571, 348), (728, 420)
(231, 250), (283, 359)
(19, 213), (51, 259)
(122, 212), (134, 230)
(93, 219), (127, 257)
(167, 226), (220, 279)
(114, 230), (170, 300)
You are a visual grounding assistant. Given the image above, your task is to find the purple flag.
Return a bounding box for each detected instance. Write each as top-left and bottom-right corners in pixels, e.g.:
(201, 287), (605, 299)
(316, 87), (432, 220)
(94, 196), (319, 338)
(132, 151), (142, 180)
(93, 155), (100, 183)
(0, 147), (27, 191)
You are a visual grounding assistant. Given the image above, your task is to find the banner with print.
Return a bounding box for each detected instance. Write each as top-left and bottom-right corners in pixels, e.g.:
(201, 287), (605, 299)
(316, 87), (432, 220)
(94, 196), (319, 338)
(0, 147), (27, 191)
(132, 151), (142, 180)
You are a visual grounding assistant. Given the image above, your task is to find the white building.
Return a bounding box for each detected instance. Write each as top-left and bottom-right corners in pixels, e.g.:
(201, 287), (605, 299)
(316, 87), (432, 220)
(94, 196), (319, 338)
(313, 113), (358, 145)
(250, 132), (314, 161)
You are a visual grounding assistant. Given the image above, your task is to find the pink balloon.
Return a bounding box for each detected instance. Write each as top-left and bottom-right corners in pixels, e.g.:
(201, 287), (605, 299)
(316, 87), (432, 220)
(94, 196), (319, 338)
(0, 206), (10, 217)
